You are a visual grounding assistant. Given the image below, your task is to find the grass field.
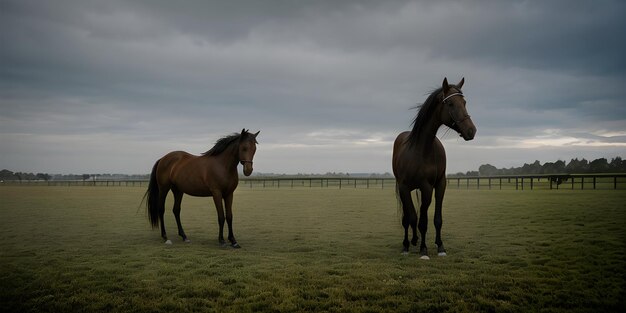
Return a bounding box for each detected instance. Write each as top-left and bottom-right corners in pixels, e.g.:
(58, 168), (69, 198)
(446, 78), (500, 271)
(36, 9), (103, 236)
(1, 186), (624, 312)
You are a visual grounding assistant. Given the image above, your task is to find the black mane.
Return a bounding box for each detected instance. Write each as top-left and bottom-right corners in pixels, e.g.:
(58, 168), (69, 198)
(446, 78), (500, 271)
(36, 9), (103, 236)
(202, 131), (258, 156)
(203, 133), (242, 156)
(407, 87), (443, 147)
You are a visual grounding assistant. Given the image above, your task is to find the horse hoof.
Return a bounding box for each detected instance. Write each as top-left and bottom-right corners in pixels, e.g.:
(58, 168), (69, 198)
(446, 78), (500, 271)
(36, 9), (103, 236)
(231, 243), (241, 249)
(438, 252), (447, 257)
(420, 255), (430, 260)
(164, 240), (172, 245)
(401, 251), (409, 256)
(184, 239), (191, 243)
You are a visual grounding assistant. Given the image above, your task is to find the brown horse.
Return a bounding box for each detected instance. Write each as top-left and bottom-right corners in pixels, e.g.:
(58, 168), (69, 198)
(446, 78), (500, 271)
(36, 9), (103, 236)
(392, 78), (476, 258)
(144, 129), (259, 247)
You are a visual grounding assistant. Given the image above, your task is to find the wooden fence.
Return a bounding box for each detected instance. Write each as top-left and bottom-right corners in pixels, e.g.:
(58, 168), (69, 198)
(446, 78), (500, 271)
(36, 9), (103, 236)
(446, 174), (626, 190)
(3, 174), (626, 190)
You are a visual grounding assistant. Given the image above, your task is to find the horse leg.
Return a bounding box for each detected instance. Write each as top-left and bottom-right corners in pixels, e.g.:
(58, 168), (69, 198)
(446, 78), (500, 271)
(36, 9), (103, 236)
(172, 188), (190, 242)
(398, 185), (417, 254)
(434, 179), (447, 256)
(212, 194), (226, 246)
(158, 188), (169, 242)
(224, 193), (240, 248)
(418, 185), (433, 259)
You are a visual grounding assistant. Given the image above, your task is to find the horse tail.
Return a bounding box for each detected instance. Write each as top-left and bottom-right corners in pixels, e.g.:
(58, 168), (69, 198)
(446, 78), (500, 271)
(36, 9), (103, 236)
(144, 159), (161, 229)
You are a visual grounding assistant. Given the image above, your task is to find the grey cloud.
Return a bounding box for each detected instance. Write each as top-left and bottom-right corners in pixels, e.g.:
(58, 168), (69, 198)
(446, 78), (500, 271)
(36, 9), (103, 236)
(1, 0), (624, 174)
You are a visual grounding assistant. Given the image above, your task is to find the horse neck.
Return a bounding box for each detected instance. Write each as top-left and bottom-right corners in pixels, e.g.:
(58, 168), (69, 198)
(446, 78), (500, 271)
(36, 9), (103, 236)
(217, 141), (240, 170)
(413, 106), (443, 153)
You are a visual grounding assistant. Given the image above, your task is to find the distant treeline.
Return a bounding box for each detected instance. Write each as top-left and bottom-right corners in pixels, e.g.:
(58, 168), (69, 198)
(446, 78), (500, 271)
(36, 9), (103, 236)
(3, 157), (625, 181)
(0, 170), (149, 182)
(450, 157), (626, 177)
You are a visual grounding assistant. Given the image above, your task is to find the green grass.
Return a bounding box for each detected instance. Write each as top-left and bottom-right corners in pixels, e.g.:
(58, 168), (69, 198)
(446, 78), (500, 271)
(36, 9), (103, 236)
(1, 186), (624, 312)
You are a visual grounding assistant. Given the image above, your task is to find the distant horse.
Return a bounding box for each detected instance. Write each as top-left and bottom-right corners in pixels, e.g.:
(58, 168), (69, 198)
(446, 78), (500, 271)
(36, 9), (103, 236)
(144, 129), (259, 247)
(392, 78), (476, 258)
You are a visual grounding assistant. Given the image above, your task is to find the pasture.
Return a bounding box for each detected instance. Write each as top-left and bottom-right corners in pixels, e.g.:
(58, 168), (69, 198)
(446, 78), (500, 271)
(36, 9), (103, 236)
(0, 186), (624, 312)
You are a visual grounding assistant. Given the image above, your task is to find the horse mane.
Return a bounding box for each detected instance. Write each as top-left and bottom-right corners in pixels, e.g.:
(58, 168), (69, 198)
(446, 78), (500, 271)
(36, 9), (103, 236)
(407, 87), (443, 147)
(202, 133), (242, 156)
(202, 131), (258, 156)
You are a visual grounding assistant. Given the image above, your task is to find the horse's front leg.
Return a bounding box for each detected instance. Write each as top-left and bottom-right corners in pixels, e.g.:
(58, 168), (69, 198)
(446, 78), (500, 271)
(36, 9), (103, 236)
(212, 195), (226, 246)
(434, 179), (447, 256)
(224, 193), (240, 248)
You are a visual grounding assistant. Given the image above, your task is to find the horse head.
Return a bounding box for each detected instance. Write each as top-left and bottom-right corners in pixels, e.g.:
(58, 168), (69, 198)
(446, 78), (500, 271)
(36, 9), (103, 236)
(238, 129), (259, 176)
(440, 77), (476, 141)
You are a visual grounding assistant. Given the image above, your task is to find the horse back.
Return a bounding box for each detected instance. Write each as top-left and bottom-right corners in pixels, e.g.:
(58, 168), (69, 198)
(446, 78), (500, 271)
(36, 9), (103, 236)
(157, 151), (236, 197)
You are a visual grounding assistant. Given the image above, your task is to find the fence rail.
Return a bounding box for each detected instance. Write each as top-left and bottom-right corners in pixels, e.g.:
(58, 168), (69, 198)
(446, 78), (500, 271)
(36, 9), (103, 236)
(446, 174), (626, 190)
(2, 174), (626, 190)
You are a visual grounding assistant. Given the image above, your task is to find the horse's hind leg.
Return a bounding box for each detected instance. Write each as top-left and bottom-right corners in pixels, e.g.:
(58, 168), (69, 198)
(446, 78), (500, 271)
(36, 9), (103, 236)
(158, 189), (169, 242)
(398, 185), (417, 253)
(418, 185), (433, 259)
(172, 188), (190, 242)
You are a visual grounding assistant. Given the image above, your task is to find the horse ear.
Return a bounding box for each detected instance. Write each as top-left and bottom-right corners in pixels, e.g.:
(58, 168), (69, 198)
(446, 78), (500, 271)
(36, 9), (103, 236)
(457, 77), (465, 89)
(442, 77), (450, 92)
(254, 131), (260, 138)
(241, 128), (246, 135)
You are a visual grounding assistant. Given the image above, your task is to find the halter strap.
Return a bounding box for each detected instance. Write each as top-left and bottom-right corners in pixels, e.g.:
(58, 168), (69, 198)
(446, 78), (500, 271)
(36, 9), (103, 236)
(442, 90), (470, 126)
(240, 160), (253, 165)
(442, 92), (463, 103)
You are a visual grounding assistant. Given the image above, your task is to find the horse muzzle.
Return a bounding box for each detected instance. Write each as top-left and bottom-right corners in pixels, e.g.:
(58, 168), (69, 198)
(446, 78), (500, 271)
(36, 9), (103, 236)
(241, 160), (254, 176)
(460, 123), (476, 141)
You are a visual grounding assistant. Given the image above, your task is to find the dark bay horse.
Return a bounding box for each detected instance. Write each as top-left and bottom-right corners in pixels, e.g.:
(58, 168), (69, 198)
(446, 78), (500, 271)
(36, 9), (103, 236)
(144, 129), (259, 248)
(392, 78), (476, 258)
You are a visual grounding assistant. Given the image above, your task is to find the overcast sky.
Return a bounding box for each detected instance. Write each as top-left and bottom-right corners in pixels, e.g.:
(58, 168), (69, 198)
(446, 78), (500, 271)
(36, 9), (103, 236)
(1, 0), (625, 175)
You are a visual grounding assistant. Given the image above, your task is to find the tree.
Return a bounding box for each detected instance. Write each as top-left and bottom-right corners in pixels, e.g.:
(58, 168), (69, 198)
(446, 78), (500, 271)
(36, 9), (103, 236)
(609, 157), (626, 172)
(478, 164), (499, 176)
(0, 169), (16, 180)
(554, 160), (566, 173)
(542, 160), (565, 174)
(589, 158), (609, 173)
(36, 173), (51, 181)
(521, 160), (542, 174)
(566, 158), (589, 173)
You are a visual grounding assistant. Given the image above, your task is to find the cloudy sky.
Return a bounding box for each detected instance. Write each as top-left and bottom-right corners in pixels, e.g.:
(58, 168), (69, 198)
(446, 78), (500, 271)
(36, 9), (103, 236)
(1, 0), (625, 175)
